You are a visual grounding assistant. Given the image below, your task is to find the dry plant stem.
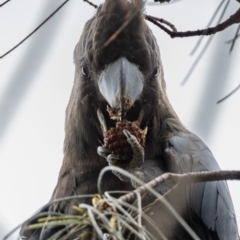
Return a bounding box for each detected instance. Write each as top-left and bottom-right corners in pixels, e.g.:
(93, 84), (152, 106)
(99, 166), (200, 240)
(47, 225), (73, 240)
(79, 204), (106, 238)
(60, 225), (84, 240)
(146, 8), (240, 38)
(3, 223), (24, 240)
(95, 195), (152, 239)
(104, 192), (141, 227)
(102, 193), (166, 239)
(119, 170), (240, 203)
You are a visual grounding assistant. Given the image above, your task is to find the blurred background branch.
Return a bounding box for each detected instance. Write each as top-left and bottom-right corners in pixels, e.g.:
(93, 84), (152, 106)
(0, 0), (11, 7)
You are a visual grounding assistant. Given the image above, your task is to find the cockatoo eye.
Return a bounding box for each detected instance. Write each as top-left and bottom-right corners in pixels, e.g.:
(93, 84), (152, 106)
(81, 65), (89, 77)
(153, 66), (160, 77)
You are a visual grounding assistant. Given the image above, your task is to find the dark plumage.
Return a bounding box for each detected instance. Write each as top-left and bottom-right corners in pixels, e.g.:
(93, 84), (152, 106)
(20, 0), (239, 239)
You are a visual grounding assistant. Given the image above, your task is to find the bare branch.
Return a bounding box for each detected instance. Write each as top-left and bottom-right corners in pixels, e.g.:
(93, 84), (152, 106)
(146, 7), (240, 39)
(119, 170), (240, 203)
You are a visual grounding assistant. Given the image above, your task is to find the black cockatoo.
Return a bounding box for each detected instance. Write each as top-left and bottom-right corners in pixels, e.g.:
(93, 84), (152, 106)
(21, 0), (239, 239)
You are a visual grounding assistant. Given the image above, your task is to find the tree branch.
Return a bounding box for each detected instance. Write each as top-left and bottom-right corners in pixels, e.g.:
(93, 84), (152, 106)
(146, 7), (240, 38)
(119, 170), (240, 203)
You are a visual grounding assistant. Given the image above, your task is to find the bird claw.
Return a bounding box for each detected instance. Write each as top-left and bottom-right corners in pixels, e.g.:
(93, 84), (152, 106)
(123, 129), (144, 170)
(97, 109), (108, 133)
(97, 146), (111, 159)
(97, 129), (144, 183)
(98, 147), (123, 165)
(98, 148), (129, 181)
(107, 154), (121, 164)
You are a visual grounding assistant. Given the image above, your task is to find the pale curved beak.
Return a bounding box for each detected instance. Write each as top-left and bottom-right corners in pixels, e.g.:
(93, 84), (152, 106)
(98, 57), (143, 115)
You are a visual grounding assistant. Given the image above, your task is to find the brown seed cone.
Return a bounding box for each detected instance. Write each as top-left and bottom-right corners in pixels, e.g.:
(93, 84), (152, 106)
(103, 120), (145, 161)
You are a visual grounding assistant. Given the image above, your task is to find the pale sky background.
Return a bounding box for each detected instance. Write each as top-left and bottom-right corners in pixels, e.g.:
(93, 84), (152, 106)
(0, 0), (240, 239)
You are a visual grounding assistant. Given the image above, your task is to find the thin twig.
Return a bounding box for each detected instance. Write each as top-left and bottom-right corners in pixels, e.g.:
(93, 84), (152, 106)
(79, 202), (115, 238)
(0, 0), (11, 7)
(3, 223), (23, 240)
(47, 225), (72, 240)
(217, 83), (240, 103)
(0, 0), (70, 59)
(146, 7), (240, 38)
(105, 192), (144, 238)
(60, 225), (84, 240)
(83, 0), (98, 9)
(103, 192), (166, 240)
(4, 211), (67, 240)
(145, 15), (177, 32)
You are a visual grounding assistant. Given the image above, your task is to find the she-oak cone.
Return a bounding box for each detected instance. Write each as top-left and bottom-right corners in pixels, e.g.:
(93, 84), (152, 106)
(103, 120), (146, 161)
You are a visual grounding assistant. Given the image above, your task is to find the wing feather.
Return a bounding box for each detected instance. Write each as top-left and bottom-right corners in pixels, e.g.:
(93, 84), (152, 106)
(169, 133), (239, 240)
